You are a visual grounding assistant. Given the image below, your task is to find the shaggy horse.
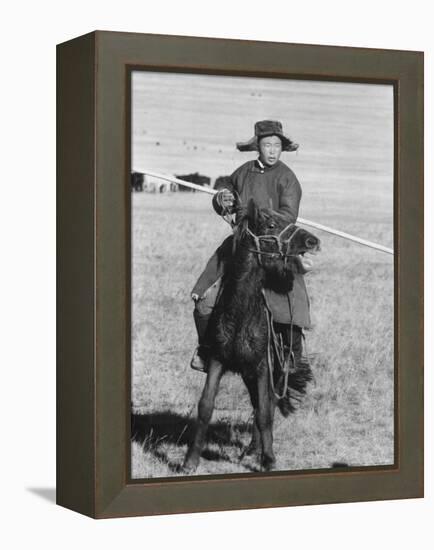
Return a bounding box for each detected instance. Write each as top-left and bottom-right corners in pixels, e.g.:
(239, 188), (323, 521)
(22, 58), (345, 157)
(183, 199), (321, 472)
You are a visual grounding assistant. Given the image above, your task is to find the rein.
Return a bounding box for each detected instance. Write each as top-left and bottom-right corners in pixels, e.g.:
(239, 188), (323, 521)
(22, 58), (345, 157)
(261, 289), (296, 400)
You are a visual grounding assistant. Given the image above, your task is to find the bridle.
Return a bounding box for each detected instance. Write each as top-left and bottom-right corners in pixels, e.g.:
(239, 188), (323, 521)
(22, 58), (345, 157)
(243, 222), (302, 265)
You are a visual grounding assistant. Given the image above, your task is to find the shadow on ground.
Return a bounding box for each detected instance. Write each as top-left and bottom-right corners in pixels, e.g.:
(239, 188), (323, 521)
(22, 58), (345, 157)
(131, 410), (252, 472)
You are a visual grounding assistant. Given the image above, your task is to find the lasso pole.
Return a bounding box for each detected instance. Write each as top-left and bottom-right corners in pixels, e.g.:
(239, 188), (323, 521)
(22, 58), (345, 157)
(137, 169), (394, 256)
(295, 219), (394, 255)
(140, 169), (216, 194)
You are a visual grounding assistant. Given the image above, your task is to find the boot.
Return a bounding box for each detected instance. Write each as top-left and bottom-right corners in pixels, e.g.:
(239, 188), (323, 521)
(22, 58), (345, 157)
(190, 345), (209, 373)
(190, 309), (211, 373)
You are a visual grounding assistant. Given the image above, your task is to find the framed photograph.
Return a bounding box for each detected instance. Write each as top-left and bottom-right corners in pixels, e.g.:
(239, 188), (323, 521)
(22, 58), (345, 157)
(57, 31), (423, 518)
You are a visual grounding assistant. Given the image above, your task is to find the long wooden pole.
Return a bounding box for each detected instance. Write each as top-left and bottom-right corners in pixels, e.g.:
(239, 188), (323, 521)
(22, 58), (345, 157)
(138, 169), (394, 256)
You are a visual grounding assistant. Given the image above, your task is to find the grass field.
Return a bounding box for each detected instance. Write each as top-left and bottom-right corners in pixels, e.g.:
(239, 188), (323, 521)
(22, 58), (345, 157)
(131, 190), (394, 478)
(130, 74), (394, 478)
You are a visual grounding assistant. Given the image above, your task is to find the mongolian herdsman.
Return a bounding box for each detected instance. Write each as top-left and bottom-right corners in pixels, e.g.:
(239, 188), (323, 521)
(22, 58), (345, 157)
(190, 120), (313, 372)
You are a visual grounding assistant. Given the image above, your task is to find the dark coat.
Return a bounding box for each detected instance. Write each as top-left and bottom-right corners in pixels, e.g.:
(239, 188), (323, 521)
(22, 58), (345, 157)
(192, 159), (312, 328)
(213, 159), (301, 221)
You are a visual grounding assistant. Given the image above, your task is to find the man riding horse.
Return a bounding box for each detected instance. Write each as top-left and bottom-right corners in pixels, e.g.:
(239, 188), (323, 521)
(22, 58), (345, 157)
(190, 120), (313, 373)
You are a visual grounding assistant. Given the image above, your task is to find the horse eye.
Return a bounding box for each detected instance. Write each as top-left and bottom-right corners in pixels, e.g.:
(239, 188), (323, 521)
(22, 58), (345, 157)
(268, 223), (275, 229)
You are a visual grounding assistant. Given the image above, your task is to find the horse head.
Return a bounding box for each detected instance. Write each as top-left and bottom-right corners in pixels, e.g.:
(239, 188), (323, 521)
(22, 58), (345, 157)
(234, 199), (320, 293)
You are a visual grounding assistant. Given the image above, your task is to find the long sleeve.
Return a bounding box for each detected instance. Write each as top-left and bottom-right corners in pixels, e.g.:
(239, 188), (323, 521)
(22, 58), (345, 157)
(212, 175), (236, 215)
(277, 172), (302, 222)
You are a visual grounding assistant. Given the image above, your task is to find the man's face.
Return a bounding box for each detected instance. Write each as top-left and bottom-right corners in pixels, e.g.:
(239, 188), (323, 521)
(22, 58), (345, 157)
(258, 135), (282, 166)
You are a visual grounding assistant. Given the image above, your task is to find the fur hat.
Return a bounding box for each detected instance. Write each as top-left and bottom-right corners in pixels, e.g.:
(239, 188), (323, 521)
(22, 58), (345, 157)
(236, 120), (298, 152)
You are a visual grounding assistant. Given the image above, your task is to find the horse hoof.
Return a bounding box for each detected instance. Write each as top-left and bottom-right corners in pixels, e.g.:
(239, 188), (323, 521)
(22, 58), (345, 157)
(261, 456), (276, 472)
(182, 459), (199, 474)
(241, 444), (260, 459)
(182, 465), (197, 474)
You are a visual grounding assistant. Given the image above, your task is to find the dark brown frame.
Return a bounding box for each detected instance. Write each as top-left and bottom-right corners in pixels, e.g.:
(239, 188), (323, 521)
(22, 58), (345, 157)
(57, 31), (424, 519)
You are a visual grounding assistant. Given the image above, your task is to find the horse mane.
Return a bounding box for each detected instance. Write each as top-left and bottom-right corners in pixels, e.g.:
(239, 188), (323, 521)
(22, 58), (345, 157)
(231, 206), (249, 254)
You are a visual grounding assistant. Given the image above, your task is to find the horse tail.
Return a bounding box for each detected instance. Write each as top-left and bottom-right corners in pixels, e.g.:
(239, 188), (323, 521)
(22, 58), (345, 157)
(276, 358), (313, 417)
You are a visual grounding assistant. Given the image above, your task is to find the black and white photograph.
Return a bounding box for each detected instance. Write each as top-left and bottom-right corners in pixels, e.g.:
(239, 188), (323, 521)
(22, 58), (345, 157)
(130, 70), (394, 479)
(3, 0), (430, 539)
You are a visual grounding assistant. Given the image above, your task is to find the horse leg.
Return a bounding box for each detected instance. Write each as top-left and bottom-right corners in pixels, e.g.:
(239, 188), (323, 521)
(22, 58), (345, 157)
(183, 358), (223, 472)
(257, 363), (276, 471)
(269, 392), (277, 461)
(269, 392), (277, 428)
(240, 374), (261, 457)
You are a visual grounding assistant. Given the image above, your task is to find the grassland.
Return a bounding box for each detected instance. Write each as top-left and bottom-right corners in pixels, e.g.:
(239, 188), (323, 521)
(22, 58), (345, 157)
(131, 73), (394, 478)
(131, 191), (394, 478)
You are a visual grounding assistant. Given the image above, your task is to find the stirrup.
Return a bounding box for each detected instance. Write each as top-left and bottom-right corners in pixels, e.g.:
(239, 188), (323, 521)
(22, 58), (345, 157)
(190, 347), (208, 373)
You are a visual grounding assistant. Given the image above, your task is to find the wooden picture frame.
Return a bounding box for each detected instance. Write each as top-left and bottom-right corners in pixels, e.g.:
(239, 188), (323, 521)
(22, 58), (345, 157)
(57, 30), (423, 518)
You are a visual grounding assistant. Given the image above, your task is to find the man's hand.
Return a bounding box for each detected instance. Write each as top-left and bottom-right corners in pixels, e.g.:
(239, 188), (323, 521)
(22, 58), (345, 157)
(217, 189), (235, 209)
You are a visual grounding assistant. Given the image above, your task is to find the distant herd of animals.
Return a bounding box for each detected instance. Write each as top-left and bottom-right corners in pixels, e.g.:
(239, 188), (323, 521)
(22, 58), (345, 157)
(131, 171), (231, 193)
